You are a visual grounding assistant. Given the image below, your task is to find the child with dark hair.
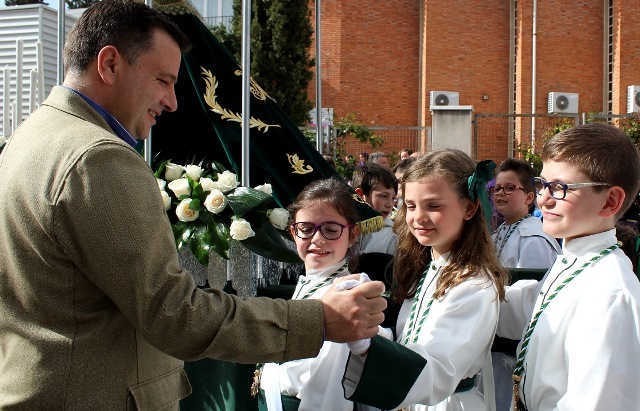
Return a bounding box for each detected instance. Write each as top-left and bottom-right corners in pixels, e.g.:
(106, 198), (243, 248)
(500, 123), (640, 410)
(489, 158), (560, 411)
(352, 164), (398, 255)
(259, 178), (365, 410)
(491, 158), (560, 269)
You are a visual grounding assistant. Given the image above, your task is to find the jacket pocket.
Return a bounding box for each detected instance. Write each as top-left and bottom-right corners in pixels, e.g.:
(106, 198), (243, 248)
(128, 366), (191, 410)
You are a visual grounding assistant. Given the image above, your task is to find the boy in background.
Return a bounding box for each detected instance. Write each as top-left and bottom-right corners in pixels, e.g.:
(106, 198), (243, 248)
(352, 164), (398, 255)
(498, 123), (640, 411)
(489, 158), (560, 411)
(491, 158), (560, 269)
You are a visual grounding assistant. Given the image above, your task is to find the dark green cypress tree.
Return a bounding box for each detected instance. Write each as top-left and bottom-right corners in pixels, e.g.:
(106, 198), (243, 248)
(5, 0), (46, 6)
(64, 0), (97, 9)
(212, 0), (315, 126)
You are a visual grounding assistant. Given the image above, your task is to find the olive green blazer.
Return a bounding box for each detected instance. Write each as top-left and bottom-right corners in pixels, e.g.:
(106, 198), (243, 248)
(0, 86), (323, 410)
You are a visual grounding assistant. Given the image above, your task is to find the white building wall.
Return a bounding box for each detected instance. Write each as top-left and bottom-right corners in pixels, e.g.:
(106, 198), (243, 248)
(0, 4), (79, 136)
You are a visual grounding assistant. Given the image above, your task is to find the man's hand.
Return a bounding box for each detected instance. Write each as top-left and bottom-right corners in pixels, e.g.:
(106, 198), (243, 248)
(320, 274), (386, 342)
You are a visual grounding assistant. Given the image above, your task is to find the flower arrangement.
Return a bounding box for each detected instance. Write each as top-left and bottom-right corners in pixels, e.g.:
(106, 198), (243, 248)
(155, 160), (300, 266)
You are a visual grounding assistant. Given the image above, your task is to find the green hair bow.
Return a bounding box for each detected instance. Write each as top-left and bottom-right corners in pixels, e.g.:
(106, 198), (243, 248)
(467, 160), (496, 229)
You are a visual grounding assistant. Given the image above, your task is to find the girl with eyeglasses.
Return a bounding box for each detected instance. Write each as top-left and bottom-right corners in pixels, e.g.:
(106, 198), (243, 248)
(341, 149), (508, 411)
(259, 177), (367, 411)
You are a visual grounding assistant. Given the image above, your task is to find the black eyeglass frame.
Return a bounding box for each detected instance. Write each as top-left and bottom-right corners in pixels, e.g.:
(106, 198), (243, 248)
(291, 222), (355, 240)
(532, 177), (610, 200)
(489, 184), (527, 196)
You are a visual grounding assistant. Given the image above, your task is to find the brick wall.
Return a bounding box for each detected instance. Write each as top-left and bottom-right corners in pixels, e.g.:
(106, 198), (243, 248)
(614, 0), (640, 114)
(308, 0), (640, 164)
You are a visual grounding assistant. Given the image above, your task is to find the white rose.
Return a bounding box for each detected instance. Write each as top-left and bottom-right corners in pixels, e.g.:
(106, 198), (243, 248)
(156, 178), (166, 191)
(216, 170), (239, 193)
(204, 189), (227, 214)
(199, 177), (218, 192)
(168, 178), (191, 198)
(160, 190), (172, 211)
(185, 164), (204, 182)
(254, 183), (272, 195)
(230, 218), (255, 240)
(164, 163), (185, 181)
(176, 198), (200, 222)
(267, 208), (289, 230)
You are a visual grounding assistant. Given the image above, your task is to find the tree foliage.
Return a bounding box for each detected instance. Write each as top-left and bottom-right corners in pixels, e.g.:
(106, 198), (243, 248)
(211, 0), (315, 126)
(65, 0), (97, 9)
(332, 113), (384, 180)
(5, 0), (46, 6)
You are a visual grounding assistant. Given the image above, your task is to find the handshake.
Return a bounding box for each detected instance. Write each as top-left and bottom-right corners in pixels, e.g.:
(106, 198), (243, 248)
(334, 273), (394, 355)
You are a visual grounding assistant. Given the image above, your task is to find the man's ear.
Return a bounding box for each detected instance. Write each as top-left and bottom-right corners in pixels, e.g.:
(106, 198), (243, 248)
(600, 186), (626, 218)
(464, 200), (479, 221)
(96, 45), (121, 85)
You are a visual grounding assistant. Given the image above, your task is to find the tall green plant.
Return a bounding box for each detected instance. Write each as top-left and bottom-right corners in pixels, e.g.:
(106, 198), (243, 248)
(517, 118), (574, 175)
(65, 0), (97, 9)
(332, 113), (384, 180)
(212, 0), (314, 126)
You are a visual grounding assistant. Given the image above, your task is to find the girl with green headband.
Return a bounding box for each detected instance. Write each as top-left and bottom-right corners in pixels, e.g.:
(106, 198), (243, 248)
(341, 148), (508, 411)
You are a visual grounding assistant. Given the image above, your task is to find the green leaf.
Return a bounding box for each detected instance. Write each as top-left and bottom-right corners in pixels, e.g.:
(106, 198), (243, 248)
(154, 159), (171, 179)
(189, 198), (203, 211)
(208, 215), (230, 260)
(189, 223), (211, 266)
(172, 221), (194, 250)
(210, 160), (227, 174)
(192, 180), (205, 200)
(226, 187), (272, 215)
(240, 211), (301, 263)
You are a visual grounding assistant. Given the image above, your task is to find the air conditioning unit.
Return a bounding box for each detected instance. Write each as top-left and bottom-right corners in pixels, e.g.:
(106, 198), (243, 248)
(548, 92), (579, 114)
(430, 91), (460, 110)
(627, 85), (640, 113)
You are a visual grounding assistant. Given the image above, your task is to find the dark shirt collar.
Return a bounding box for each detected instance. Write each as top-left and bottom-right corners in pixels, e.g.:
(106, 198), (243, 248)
(61, 85), (138, 148)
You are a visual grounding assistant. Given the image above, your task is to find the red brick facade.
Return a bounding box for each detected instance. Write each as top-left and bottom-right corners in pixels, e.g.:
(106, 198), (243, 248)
(308, 0), (640, 163)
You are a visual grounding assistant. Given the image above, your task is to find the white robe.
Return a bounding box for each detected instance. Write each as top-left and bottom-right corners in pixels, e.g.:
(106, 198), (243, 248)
(260, 260), (356, 411)
(344, 253), (499, 411)
(492, 215), (560, 269)
(491, 215), (560, 411)
(498, 229), (640, 410)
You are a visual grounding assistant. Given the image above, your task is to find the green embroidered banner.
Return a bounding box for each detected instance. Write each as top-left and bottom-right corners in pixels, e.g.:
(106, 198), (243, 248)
(152, 0), (382, 232)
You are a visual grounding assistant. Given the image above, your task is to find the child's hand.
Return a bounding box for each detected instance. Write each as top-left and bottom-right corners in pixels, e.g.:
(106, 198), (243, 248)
(335, 273), (373, 355)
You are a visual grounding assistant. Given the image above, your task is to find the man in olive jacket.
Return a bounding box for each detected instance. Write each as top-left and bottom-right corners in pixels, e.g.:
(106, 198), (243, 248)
(0, 1), (385, 409)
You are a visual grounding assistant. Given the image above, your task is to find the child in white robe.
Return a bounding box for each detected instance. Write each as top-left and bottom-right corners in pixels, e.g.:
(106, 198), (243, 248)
(342, 149), (508, 411)
(352, 164), (399, 255)
(498, 123), (640, 410)
(259, 178), (364, 411)
(489, 158), (560, 411)
(491, 158), (560, 270)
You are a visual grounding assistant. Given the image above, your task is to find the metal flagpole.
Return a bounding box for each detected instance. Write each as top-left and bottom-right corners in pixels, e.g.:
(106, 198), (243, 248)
(239, 0), (254, 287)
(57, 0), (65, 86)
(241, 0), (251, 187)
(315, 0), (322, 153)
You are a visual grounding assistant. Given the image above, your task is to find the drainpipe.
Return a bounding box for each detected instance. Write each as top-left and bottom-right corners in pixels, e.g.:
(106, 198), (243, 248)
(315, 0), (323, 153)
(531, 0), (537, 149)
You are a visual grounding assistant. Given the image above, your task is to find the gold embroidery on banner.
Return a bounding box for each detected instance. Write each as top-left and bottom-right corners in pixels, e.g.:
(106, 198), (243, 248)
(233, 69), (271, 101)
(201, 67), (280, 133)
(287, 154), (313, 174)
(352, 193), (368, 204)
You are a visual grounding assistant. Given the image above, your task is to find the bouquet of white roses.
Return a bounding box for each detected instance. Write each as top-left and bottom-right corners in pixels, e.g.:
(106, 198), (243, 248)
(155, 160), (299, 266)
